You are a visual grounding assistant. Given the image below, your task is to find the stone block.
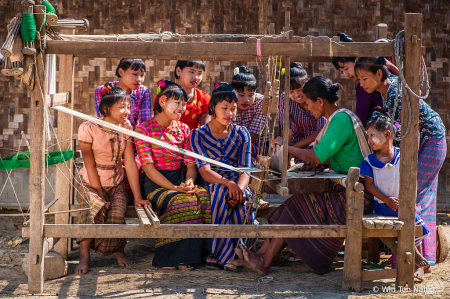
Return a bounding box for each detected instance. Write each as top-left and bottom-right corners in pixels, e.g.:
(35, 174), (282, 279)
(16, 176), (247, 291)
(22, 251), (68, 280)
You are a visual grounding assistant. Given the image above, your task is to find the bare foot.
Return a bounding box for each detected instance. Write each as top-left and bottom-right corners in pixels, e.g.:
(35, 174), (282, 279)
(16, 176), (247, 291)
(74, 257), (90, 274)
(240, 244), (269, 275)
(178, 265), (194, 271)
(115, 251), (133, 267)
(227, 259), (249, 267)
(424, 265), (432, 273)
(414, 247), (429, 268)
(414, 266), (425, 281)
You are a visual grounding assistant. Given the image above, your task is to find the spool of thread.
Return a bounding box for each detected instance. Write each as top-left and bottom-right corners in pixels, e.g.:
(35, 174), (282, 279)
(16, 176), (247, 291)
(20, 10), (36, 55)
(47, 13), (59, 26)
(1, 57), (12, 76)
(11, 33), (24, 76)
(1, 15), (21, 58)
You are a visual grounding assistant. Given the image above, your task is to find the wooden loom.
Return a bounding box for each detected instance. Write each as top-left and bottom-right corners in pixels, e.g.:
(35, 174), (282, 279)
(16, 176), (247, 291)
(11, 2), (424, 293)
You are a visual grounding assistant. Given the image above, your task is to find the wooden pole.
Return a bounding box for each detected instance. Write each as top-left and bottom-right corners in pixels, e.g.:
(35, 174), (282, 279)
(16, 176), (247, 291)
(281, 57), (290, 187)
(375, 23), (388, 40)
(53, 54), (74, 259)
(284, 8), (290, 32)
(342, 167), (364, 291)
(396, 13), (422, 289)
(258, 0), (267, 35)
(28, 5), (46, 294)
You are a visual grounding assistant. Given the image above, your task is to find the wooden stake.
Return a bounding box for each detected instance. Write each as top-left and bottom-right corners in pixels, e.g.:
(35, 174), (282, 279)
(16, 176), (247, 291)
(284, 8), (290, 32)
(375, 23), (388, 40)
(396, 13), (422, 289)
(28, 5), (46, 294)
(342, 167), (364, 291)
(258, 0), (267, 35)
(53, 54), (74, 259)
(281, 57), (290, 187)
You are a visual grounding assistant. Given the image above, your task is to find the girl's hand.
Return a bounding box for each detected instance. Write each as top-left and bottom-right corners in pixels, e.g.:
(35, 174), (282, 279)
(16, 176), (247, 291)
(135, 198), (151, 207)
(271, 136), (283, 151)
(174, 182), (197, 194)
(386, 197), (399, 211)
(103, 201), (111, 213)
(226, 181), (244, 204)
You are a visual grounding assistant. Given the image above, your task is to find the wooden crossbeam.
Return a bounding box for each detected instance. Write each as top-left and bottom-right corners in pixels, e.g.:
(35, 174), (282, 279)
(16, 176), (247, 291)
(45, 40), (395, 59)
(44, 92), (69, 107)
(24, 224), (348, 238)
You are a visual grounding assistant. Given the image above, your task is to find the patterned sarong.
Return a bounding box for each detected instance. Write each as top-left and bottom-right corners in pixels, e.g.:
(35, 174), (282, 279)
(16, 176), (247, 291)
(76, 181), (128, 256)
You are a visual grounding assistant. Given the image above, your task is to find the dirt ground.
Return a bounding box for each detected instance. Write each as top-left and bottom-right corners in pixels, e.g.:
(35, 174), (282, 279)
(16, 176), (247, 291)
(0, 212), (449, 299)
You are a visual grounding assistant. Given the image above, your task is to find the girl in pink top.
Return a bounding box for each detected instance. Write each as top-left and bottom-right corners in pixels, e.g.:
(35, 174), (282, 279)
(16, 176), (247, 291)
(75, 82), (150, 275)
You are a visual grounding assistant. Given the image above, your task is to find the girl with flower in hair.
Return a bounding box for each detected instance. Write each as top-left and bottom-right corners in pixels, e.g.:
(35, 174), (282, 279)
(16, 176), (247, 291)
(135, 80), (211, 270)
(95, 59), (151, 129)
(75, 82), (150, 274)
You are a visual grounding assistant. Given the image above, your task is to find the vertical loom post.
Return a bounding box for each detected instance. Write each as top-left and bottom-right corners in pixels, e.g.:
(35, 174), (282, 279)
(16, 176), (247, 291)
(396, 13), (422, 289)
(375, 23), (388, 40)
(53, 54), (74, 259)
(342, 167), (364, 291)
(284, 7), (290, 32)
(28, 5), (46, 294)
(281, 57), (290, 187)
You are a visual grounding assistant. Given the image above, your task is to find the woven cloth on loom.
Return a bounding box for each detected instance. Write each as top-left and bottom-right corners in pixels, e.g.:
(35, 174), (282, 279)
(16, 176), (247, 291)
(0, 150), (74, 171)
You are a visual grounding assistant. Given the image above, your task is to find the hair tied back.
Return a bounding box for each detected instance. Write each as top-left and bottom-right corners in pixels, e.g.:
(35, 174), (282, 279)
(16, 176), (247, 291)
(214, 83), (220, 88)
(329, 83), (340, 94)
(376, 57), (387, 65)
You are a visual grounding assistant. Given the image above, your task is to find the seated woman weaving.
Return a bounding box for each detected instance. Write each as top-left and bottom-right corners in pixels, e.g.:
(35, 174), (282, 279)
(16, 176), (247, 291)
(135, 80), (211, 270)
(229, 76), (374, 275)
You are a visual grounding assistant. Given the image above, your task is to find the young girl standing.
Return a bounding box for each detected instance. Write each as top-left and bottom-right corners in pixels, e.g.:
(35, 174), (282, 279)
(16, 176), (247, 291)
(360, 110), (430, 280)
(174, 60), (211, 130)
(135, 80), (211, 270)
(231, 66), (268, 164)
(75, 83), (150, 275)
(95, 59), (151, 129)
(191, 83), (254, 271)
(355, 57), (447, 270)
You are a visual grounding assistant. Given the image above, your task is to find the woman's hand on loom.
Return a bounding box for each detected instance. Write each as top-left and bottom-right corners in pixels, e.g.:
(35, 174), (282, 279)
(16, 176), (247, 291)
(135, 198), (151, 208)
(226, 181), (244, 204)
(385, 197), (399, 211)
(271, 136), (283, 150)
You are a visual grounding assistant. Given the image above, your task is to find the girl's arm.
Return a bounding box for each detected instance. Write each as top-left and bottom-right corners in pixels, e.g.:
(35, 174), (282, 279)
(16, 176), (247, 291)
(123, 138), (150, 207)
(142, 164), (195, 193)
(363, 176), (399, 211)
(385, 59), (399, 76)
(80, 143), (105, 201)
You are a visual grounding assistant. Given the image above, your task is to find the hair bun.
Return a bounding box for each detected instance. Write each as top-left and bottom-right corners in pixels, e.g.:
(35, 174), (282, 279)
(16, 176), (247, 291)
(337, 33), (354, 43)
(376, 57), (387, 65)
(329, 83), (340, 94)
(238, 65), (251, 74)
(290, 62), (303, 69)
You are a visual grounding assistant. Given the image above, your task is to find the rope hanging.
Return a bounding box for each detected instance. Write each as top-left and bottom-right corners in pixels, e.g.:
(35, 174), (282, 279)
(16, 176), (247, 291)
(392, 30), (430, 141)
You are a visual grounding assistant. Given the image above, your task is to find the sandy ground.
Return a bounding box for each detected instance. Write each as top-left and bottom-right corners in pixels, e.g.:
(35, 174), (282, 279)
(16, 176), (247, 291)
(0, 212), (449, 299)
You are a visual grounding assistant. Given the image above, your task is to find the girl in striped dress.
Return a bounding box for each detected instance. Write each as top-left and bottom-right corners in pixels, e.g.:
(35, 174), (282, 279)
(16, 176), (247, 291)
(190, 83), (254, 271)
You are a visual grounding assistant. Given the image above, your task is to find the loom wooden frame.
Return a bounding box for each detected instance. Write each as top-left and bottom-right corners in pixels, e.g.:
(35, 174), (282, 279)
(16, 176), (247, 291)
(23, 6), (423, 294)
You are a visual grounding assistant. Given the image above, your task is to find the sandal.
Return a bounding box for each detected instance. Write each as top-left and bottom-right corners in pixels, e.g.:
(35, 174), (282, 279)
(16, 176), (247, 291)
(206, 254), (223, 270)
(258, 199), (270, 210)
(160, 266), (177, 270)
(224, 263), (239, 272)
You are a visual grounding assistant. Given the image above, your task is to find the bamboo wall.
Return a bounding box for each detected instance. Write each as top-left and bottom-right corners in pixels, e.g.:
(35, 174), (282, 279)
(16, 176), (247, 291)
(0, 0), (450, 208)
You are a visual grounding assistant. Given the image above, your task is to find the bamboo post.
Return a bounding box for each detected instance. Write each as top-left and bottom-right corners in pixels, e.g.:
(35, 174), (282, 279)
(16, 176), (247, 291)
(342, 167), (364, 291)
(284, 8), (290, 32)
(53, 54), (74, 259)
(396, 13), (422, 289)
(28, 4), (46, 294)
(281, 57), (290, 187)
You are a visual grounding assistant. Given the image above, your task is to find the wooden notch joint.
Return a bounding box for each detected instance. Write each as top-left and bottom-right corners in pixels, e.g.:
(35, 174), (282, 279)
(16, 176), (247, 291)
(32, 254), (39, 264)
(405, 251), (412, 264)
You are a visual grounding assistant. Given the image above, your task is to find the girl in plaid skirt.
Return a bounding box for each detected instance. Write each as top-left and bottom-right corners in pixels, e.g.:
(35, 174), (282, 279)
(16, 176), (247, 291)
(75, 82), (150, 274)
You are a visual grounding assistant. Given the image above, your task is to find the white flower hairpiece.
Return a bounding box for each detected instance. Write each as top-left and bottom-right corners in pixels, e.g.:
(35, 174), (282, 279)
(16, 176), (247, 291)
(233, 67), (239, 76)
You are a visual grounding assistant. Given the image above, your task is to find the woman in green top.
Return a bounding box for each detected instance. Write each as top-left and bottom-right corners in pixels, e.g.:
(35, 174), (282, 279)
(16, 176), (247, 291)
(228, 76), (374, 275)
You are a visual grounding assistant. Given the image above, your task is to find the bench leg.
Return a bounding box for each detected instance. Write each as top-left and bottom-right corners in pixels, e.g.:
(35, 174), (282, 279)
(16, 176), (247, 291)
(368, 238), (380, 263)
(342, 168), (364, 291)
